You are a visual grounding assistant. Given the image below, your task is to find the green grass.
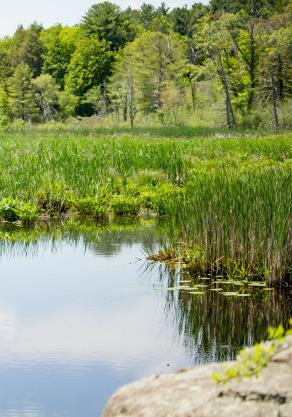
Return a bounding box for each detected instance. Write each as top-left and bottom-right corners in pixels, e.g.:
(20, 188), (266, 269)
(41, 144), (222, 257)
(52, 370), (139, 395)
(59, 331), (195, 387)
(0, 127), (291, 283)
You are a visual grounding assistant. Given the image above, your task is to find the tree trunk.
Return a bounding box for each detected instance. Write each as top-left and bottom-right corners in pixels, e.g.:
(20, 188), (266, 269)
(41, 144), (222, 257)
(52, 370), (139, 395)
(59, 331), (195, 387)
(190, 81), (196, 113)
(271, 74), (279, 129)
(123, 95), (127, 122)
(217, 60), (236, 129)
(247, 21), (256, 111)
(278, 55), (284, 101)
(129, 83), (134, 128)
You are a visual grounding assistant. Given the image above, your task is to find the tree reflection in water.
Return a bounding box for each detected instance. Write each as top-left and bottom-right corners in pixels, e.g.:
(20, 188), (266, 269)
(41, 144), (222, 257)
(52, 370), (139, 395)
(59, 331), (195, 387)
(159, 266), (292, 363)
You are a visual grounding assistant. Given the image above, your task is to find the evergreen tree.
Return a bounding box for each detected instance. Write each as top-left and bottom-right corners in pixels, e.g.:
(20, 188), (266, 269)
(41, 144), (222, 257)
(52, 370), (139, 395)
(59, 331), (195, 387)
(9, 23), (44, 77)
(156, 2), (170, 17)
(140, 3), (156, 29)
(0, 38), (13, 83)
(82, 2), (135, 51)
(7, 63), (39, 121)
(111, 25), (187, 116)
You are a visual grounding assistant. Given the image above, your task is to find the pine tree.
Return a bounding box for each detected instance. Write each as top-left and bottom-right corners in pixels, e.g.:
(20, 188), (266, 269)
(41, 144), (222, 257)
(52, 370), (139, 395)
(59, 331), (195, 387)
(7, 63), (40, 121)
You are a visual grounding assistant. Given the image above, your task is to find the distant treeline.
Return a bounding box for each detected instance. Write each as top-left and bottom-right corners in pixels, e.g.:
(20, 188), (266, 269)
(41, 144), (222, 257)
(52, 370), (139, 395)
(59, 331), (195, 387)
(0, 0), (291, 128)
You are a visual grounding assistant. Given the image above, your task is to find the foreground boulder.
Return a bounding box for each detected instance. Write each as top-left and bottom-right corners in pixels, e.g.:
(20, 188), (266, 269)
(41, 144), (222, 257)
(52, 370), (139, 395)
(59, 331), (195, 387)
(103, 336), (292, 417)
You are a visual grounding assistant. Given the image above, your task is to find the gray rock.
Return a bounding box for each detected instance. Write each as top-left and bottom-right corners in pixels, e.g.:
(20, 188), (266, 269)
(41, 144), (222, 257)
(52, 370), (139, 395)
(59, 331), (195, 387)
(102, 336), (292, 417)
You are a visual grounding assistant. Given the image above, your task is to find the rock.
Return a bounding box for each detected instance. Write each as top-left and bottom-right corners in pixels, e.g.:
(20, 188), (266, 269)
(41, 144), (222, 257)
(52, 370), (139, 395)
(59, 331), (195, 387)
(102, 336), (292, 417)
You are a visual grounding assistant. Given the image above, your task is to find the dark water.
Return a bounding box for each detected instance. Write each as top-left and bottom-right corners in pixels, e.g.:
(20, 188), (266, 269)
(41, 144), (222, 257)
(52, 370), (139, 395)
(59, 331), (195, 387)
(0, 220), (291, 417)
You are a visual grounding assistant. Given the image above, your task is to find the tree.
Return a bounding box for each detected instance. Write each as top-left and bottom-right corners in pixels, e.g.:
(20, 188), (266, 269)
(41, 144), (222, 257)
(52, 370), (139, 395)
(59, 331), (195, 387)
(156, 3), (170, 17)
(210, 0), (289, 16)
(0, 38), (13, 83)
(170, 4), (209, 66)
(223, 11), (259, 110)
(40, 25), (82, 88)
(182, 64), (206, 112)
(140, 3), (156, 29)
(82, 2), (135, 51)
(110, 46), (137, 126)
(58, 89), (79, 119)
(8, 23), (44, 77)
(33, 74), (59, 122)
(170, 6), (193, 37)
(257, 8), (292, 127)
(7, 63), (39, 121)
(65, 36), (112, 98)
(0, 84), (9, 125)
(111, 26), (187, 120)
(160, 80), (185, 125)
(82, 86), (103, 115)
(198, 16), (237, 128)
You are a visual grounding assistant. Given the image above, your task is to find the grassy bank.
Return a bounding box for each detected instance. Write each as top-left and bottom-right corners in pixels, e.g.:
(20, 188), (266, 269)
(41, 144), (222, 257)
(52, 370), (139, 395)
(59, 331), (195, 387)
(0, 127), (291, 283)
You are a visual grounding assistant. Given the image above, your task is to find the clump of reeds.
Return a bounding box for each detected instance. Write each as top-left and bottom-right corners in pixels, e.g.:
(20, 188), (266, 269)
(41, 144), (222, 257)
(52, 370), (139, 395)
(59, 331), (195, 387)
(0, 128), (290, 283)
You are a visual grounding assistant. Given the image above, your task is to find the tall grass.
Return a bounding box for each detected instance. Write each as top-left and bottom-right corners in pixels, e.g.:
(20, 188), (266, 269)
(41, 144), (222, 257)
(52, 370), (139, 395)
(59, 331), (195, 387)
(0, 127), (291, 283)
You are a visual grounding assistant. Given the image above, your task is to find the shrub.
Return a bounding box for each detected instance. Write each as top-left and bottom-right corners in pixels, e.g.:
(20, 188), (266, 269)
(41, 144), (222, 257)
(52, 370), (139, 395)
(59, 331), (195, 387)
(0, 198), (38, 223)
(75, 197), (108, 219)
(111, 195), (141, 216)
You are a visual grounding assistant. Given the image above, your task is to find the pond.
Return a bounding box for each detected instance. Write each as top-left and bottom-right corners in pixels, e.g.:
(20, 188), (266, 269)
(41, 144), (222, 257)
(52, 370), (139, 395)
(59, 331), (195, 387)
(0, 220), (291, 417)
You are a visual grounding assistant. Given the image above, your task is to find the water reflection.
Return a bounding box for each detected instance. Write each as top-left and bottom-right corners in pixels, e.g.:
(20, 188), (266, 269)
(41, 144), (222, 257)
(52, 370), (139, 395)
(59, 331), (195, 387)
(165, 271), (291, 362)
(0, 220), (290, 417)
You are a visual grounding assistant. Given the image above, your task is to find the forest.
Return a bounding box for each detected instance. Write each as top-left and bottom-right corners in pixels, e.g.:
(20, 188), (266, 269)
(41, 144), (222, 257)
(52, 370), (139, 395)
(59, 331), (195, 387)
(0, 0), (291, 129)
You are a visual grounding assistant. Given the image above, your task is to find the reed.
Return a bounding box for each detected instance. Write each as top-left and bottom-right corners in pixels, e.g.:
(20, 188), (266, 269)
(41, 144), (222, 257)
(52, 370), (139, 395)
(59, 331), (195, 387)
(0, 127), (290, 283)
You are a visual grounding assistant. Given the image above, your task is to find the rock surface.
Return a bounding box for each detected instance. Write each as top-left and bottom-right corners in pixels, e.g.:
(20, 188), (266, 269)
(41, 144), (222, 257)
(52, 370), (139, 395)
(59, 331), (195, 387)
(102, 336), (292, 417)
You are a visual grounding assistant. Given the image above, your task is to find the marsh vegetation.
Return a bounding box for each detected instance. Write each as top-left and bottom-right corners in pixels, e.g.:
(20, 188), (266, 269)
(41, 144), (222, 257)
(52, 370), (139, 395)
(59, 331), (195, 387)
(0, 128), (290, 285)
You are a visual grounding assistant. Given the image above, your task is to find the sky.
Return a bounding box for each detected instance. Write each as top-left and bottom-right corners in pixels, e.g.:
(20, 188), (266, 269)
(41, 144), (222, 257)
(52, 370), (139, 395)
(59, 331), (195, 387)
(0, 0), (208, 38)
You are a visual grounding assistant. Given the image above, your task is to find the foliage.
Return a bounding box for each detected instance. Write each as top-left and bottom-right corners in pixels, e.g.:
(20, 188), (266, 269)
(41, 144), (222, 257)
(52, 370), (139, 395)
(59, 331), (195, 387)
(40, 26), (82, 88)
(33, 74), (59, 122)
(74, 197), (108, 220)
(0, 84), (9, 125)
(7, 63), (40, 121)
(212, 320), (292, 384)
(8, 23), (44, 77)
(0, 198), (39, 223)
(110, 27), (187, 122)
(64, 37), (112, 100)
(0, 1), (290, 127)
(111, 195), (141, 216)
(0, 128), (290, 282)
(58, 90), (79, 118)
(82, 1), (136, 51)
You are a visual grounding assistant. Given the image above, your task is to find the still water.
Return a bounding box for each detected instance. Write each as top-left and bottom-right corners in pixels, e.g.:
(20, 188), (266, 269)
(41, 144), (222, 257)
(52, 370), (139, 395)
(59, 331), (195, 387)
(0, 220), (291, 417)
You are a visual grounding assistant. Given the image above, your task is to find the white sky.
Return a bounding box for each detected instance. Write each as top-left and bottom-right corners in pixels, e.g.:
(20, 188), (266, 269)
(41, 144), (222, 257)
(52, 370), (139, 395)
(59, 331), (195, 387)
(0, 1), (209, 38)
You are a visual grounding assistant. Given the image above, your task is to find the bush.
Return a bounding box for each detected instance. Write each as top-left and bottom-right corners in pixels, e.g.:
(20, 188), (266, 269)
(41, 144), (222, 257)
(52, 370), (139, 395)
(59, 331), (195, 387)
(149, 183), (184, 215)
(75, 197), (108, 219)
(0, 198), (39, 223)
(111, 195), (141, 216)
